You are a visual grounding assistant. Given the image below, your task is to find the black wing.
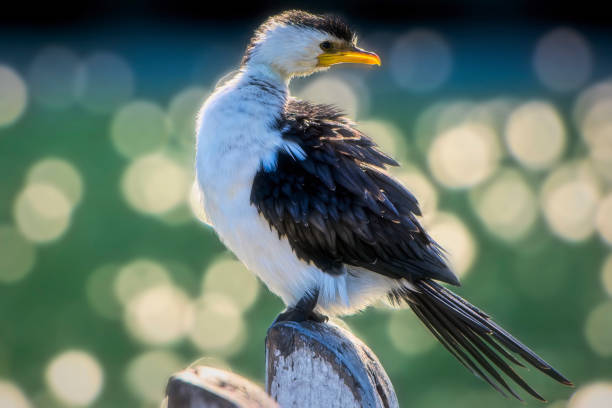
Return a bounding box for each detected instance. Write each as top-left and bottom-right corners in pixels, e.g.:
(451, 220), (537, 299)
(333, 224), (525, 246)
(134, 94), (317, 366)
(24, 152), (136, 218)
(250, 99), (459, 285)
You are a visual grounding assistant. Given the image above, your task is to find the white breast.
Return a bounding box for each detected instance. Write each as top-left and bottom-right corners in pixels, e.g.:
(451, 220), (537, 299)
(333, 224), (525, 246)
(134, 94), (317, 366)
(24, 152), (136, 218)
(194, 69), (400, 315)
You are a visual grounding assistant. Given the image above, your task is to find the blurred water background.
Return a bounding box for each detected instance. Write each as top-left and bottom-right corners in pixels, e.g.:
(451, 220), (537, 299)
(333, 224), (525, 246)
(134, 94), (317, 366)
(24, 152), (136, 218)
(1, 2), (611, 407)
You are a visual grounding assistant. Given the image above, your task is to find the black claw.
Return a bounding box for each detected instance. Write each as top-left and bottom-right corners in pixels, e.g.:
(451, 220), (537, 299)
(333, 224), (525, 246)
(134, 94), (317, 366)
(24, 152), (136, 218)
(309, 310), (329, 323)
(273, 307), (328, 323)
(273, 307), (304, 323)
(272, 289), (328, 324)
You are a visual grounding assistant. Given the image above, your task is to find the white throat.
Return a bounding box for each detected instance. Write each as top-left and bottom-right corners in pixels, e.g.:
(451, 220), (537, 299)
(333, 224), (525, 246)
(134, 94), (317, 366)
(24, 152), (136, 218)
(243, 62), (292, 87)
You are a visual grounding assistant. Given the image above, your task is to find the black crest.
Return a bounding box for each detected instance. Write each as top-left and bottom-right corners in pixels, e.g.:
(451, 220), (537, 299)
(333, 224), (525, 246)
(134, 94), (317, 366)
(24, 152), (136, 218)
(243, 10), (356, 64)
(270, 10), (355, 42)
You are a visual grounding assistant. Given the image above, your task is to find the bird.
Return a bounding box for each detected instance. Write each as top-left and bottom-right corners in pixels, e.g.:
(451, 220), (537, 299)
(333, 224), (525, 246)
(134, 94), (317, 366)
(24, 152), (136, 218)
(195, 9), (572, 401)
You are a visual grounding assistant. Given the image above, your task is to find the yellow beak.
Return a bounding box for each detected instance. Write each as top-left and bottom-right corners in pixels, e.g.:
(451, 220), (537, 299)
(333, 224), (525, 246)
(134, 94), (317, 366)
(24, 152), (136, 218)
(317, 47), (381, 67)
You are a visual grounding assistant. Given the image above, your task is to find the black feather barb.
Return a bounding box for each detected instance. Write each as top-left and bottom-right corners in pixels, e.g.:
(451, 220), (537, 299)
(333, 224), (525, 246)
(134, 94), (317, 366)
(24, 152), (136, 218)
(397, 280), (573, 402)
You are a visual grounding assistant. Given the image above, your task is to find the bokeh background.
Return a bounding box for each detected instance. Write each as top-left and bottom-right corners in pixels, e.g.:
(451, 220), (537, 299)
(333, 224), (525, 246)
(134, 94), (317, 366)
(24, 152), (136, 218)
(1, 1), (612, 407)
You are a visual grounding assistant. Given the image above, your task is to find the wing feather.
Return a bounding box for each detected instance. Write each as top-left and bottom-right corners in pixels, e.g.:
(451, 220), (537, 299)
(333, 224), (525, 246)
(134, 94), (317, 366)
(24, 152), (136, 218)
(250, 99), (459, 285)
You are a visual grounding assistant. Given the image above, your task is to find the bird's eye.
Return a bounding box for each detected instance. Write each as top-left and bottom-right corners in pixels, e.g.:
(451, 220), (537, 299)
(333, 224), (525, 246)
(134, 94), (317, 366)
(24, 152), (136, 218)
(320, 41), (332, 51)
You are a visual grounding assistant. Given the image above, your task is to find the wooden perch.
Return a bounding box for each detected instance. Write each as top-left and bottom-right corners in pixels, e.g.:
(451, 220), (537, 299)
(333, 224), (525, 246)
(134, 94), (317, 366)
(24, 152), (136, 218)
(165, 366), (278, 408)
(165, 320), (398, 408)
(266, 321), (398, 408)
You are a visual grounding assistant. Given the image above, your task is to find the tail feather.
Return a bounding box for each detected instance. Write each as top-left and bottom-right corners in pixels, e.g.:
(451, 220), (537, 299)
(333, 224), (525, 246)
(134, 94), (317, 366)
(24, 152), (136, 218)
(432, 280), (572, 385)
(412, 297), (518, 399)
(395, 279), (573, 401)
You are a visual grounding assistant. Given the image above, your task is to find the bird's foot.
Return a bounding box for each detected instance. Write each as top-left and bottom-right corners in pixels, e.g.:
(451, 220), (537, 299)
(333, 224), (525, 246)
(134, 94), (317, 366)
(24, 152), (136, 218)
(273, 307), (329, 324)
(272, 288), (328, 324)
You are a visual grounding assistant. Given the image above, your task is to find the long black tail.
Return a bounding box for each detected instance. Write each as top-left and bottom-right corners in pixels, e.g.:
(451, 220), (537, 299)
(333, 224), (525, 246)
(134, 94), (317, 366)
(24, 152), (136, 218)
(393, 280), (573, 401)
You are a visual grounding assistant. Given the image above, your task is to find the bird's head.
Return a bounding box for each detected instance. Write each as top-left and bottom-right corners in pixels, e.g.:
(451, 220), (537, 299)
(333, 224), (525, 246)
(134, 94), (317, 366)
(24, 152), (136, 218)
(242, 10), (380, 78)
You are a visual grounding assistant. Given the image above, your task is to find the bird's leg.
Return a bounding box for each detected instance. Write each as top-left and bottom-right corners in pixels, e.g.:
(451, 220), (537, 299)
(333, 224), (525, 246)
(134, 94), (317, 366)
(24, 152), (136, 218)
(273, 288), (328, 323)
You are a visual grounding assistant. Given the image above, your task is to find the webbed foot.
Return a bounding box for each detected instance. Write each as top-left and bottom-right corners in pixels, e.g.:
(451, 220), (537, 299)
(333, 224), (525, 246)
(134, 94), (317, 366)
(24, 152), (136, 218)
(273, 307), (328, 323)
(272, 288), (328, 324)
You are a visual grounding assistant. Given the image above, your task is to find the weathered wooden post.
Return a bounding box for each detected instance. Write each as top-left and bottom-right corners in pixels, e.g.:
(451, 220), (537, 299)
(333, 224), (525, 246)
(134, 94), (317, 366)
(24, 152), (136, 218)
(165, 321), (398, 408)
(266, 321), (398, 408)
(164, 366), (278, 408)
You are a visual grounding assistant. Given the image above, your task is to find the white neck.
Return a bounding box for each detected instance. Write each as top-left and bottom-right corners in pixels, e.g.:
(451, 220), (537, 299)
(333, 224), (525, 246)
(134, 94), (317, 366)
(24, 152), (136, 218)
(242, 62), (291, 89)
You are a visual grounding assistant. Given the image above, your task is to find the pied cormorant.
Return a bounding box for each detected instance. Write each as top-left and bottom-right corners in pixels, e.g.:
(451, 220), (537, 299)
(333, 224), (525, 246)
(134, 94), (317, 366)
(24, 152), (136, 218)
(195, 9), (572, 401)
